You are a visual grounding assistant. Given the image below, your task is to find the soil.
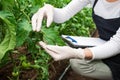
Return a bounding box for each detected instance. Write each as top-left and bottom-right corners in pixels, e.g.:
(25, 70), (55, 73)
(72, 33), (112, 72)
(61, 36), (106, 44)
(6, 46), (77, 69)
(0, 63), (38, 80)
(0, 47), (38, 80)
(0, 38), (98, 80)
(0, 59), (97, 80)
(49, 60), (97, 80)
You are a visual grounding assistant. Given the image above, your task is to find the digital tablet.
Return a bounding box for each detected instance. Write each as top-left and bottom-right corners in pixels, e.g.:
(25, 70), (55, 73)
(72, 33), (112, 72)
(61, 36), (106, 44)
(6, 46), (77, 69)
(61, 35), (106, 48)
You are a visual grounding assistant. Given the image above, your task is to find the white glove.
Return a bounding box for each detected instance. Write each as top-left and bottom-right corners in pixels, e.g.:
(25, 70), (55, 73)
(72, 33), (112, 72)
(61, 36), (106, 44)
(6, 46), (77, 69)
(39, 41), (85, 61)
(31, 4), (54, 32)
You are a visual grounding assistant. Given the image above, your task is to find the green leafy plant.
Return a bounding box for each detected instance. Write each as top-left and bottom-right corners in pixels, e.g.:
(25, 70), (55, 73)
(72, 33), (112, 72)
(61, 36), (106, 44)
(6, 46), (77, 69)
(0, 0), (95, 80)
(0, 11), (16, 60)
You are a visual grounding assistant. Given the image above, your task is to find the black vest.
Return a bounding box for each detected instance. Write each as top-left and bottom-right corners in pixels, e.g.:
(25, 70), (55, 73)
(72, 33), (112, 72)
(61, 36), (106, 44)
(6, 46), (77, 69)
(92, 0), (120, 80)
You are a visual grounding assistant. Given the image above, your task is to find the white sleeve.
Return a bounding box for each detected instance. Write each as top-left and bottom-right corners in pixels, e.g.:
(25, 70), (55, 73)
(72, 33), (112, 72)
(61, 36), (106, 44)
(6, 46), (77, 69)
(89, 28), (120, 60)
(53, 0), (91, 23)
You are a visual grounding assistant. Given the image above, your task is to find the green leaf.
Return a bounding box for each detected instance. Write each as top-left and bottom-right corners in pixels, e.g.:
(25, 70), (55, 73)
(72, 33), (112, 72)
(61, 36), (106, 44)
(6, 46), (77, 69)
(42, 27), (65, 46)
(0, 0), (14, 10)
(16, 19), (32, 47)
(0, 11), (16, 60)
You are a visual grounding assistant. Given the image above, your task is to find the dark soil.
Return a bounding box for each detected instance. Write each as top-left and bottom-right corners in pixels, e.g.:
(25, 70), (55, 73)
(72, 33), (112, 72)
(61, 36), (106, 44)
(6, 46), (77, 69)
(49, 60), (97, 80)
(0, 58), (97, 80)
(0, 62), (38, 80)
(0, 47), (38, 80)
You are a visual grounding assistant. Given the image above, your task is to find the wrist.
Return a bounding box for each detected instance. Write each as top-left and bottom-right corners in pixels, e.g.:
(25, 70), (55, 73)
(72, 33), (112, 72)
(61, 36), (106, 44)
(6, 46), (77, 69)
(73, 48), (85, 59)
(84, 48), (93, 60)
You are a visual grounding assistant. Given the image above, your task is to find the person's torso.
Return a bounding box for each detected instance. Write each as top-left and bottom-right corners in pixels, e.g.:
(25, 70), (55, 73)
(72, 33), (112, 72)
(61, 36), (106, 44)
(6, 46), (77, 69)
(92, 0), (120, 40)
(93, 0), (120, 19)
(92, 0), (120, 80)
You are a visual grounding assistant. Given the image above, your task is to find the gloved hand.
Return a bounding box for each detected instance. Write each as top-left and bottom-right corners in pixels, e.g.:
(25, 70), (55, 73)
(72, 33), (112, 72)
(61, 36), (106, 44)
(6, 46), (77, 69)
(31, 4), (54, 32)
(39, 41), (85, 61)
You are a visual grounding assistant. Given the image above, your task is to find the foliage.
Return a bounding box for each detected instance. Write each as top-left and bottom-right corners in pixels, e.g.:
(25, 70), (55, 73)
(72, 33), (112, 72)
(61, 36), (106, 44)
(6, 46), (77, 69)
(58, 7), (95, 36)
(0, 0), (95, 80)
(0, 11), (16, 60)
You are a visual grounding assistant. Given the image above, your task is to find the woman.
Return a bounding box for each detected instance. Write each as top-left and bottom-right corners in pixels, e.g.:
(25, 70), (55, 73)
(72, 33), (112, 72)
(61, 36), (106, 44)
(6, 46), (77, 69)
(31, 0), (120, 80)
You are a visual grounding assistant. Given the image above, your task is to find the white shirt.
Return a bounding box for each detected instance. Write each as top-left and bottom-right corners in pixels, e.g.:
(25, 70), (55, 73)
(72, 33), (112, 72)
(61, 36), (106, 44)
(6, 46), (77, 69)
(94, 0), (120, 19)
(53, 0), (120, 59)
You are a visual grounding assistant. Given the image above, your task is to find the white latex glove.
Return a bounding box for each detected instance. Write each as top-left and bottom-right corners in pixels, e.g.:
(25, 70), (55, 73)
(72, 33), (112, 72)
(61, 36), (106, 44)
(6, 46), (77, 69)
(39, 41), (85, 61)
(31, 4), (54, 32)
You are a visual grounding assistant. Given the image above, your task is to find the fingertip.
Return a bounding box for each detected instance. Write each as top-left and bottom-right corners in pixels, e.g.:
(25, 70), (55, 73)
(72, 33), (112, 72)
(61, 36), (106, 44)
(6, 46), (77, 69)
(39, 41), (43, 43)
(47, 23), (50, 27)
(46, 13), (53, 27)
(36, 24), (41, 32)
(39, 41), (44, 45)
(36, 28), (40, 32)
(32, 27), (36, 31)
(47, 19), (52, 27)
(39, 41), (47, 48)
(31, 14), (37, 31)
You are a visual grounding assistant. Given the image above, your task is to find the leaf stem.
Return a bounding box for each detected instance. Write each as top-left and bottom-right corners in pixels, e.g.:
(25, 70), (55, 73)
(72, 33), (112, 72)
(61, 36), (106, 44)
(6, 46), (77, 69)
(21, 10), (31, 23)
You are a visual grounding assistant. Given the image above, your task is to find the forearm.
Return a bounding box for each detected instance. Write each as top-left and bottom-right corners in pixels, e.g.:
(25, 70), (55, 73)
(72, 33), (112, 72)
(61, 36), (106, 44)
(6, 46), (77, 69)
(53, 0), (89, 23)
(86, 28), (120, 60)
(83, 41), (120, 60)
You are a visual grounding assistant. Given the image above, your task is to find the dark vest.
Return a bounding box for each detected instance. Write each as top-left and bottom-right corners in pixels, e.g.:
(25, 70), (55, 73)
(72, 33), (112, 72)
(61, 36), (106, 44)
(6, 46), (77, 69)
(92, 0), (120, 80)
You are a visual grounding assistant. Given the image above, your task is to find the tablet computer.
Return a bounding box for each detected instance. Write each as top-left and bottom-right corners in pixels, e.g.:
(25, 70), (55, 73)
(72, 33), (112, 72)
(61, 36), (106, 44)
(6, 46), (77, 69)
(61, 35), (106, 48)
